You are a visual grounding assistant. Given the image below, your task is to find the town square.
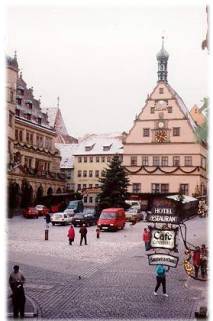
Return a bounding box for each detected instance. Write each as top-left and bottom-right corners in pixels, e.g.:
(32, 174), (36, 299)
(2, 2), (209, 320)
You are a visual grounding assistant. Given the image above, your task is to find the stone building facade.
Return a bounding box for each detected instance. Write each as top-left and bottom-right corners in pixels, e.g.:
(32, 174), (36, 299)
(7, 55), (66, 210)
(123, 39), (207, 197)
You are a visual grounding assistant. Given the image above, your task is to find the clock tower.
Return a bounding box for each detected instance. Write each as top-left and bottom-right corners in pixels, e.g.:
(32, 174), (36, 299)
(157, 36), (169, 83)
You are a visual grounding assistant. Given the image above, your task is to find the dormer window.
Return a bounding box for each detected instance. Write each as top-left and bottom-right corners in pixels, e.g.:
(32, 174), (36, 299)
(168, 106), (172, 113)
(38, 117), (41, 125)
(103, 145), (112, 151)
(85, 144), (94, 151)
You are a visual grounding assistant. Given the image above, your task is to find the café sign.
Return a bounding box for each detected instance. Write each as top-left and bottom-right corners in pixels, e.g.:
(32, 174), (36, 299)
(150, 228), (177, 250)
(147, 253), (179, 268)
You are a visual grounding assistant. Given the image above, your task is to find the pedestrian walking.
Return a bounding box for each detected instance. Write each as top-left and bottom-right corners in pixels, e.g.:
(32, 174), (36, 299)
(153, 264), (169, 297)
(192, 246), (201, 279)
(200, 244), (208, 279)
(79, 224), (88, 245)
(143, 227), (151, 251)
(67, 224), (75, 245)
(45, 213), (51, 224)
(9, 265), (26, 318)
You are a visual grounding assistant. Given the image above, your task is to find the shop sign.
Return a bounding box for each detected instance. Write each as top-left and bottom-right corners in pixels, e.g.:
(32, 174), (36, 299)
(147, 253), (179, 268)
(150, 228), (177, 250)
(147, 197), (179, 224)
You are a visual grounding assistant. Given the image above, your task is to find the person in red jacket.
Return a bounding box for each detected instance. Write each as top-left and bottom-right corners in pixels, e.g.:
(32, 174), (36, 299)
(192, 246), (201, 278)
(143, 227), (151, 251)
(67, 225), (75, 245)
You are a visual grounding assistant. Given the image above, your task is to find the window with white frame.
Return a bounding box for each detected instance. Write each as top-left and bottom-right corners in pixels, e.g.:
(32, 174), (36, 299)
(173, 156), (180, 166)
(184, 156), (192, 166)
(152, 183), (169, 193)
(89, 170), (93, 177)
(143, 128), (150, 137)
(131, 156), (137, 166)
(153, 156), (160, 166)
(132, 183), (141, 193)
(180, 184), (189, 195)
(142, 156), (149, 166)
(161, 156), (168, 166)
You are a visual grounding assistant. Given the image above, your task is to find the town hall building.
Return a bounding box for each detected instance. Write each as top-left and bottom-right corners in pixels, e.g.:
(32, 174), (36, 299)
(123, 38), (207, 197)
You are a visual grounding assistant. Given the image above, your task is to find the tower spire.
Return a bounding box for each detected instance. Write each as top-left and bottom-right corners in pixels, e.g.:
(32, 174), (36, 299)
(156, 37), (169, 83)
(57, 96), (60, 108)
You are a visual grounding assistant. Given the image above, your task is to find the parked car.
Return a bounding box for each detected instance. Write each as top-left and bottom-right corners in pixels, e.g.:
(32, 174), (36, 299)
(51, 212), (73, 225)
(72, 211), (97, 227)
(35, 205), (49, 216)
(97, 208), (126, 231)
(125, 207), (141, 222)
(50, 203), (62, 213)
(125, 200), (141, 211)
(23, 207), (39, 219)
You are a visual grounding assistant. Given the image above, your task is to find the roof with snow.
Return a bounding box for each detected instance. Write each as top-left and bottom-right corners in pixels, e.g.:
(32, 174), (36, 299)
(55, 144), (79, 168)
(166, 195), (198, 204)
(55, 133), (123, 168)
(74, 133), (124, 156)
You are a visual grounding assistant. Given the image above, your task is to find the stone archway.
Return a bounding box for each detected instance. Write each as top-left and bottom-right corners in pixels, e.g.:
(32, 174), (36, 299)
(47, 187), (53, 196)
(21, 179), (33, 208)
(36, 185), (44, 203)
(56, 187), (62, 194)
(8, 182), (21, 210)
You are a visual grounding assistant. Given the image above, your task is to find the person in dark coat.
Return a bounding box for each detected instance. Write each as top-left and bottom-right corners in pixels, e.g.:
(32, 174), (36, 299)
(192, 247), (201, 279)
(9, 265), (26, 318)
(67, 224), (75, 245)
(79, 224), (88, 245)
(200, 244), (208, 279)
(45, 213), (51, 224)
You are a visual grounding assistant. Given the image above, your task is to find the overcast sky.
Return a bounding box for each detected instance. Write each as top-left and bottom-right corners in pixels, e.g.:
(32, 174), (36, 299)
(6, 2), (208, 138)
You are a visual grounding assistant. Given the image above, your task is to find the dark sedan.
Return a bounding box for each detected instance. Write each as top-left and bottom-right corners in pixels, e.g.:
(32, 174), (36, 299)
(72, 212), (97, 227)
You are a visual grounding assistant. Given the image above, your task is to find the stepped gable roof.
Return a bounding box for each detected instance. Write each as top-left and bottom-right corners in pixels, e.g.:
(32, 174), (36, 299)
(165, 82), (197, 130)
(147, 81), (197, 131)
(74, 132), (123, 156)
(55, 143), (79, 168)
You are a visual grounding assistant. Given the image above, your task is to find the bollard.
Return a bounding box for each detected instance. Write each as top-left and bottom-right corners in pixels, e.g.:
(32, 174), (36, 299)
(45, 229), (48, 240)
(44, 223), (49, 240)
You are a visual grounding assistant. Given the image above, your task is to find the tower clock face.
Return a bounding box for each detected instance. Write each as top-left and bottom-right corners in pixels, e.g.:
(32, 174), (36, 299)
(156, 100), (167, 111)
(158, 121), (164, 128)
(155, 130), (168, 143)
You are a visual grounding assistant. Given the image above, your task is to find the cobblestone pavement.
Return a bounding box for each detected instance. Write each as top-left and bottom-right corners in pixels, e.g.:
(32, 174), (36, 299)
(7, 215), (208, 320)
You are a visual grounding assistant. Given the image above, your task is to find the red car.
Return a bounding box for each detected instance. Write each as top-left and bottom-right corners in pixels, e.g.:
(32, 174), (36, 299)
(35, 205), (49, 216)
(23, 207), (39, 219)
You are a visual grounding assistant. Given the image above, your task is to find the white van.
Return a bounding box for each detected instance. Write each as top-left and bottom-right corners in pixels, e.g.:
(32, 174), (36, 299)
(125, 200), (141, 211)
(51, 212), (73, 226)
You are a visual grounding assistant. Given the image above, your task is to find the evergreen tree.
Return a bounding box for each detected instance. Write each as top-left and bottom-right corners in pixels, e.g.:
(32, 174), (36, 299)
(96, 155), (129, 213)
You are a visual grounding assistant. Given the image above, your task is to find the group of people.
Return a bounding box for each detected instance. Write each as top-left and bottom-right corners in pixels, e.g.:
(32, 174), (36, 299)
(67, 224), (88, 246)
(191, 244), (208, 279)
